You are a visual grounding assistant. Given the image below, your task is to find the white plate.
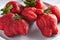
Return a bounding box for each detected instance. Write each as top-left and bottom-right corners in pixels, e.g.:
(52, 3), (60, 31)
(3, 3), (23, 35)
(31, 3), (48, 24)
(0, 0), (60, 40)
(42, 0), (60, 8)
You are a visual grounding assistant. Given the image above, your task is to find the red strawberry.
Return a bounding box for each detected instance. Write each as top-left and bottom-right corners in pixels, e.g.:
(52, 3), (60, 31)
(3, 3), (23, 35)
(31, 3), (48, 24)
(41, 27), (52, 37)
(48, 14), (58, 35)
(0, 13), (29, 37)
(0, 19), (4, 30)
(36, 9), (43, 15)
(35, 0), (46, 10)
(6, 1), (24, 13)
(1, 13), (18, 37)
(1, 1), (24, 14)
(50, 6), (60, 22)
(4, 26), (14, 37)
(0, 13), (17, 37)
(21, 7), (37, 21)
(17, 20), (29, 35)
(36, 14), (58, 37)
(23, 7), (36, 12)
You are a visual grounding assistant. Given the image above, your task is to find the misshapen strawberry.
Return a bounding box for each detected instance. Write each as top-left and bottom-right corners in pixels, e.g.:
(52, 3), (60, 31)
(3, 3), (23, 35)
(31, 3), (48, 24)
(0, 13), (29, 37)
(0, 13), (17, 36)
(17, 20), (29, 35)
(50, 6), (60, 22)
(1, 1), (24, 14)
(21, 7), (37, 21)
(36, 14), (58, 37)
(6, 1), (24, 13)
(35, 0), (46, 10)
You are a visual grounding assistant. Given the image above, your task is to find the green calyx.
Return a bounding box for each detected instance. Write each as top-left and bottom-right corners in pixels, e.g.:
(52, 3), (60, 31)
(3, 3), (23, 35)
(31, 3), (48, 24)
(44, 7), (52, 14)
(23, 0), (36, 7)
(14, 14), (23, 20)
(1, 5), (13, 15)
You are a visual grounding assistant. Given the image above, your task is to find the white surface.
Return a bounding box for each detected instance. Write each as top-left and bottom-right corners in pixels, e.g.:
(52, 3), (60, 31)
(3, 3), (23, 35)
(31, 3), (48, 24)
(42, 0), (60, 5)
(0, 37), (5, 40)
(42, 0), (60, 8)
(0, 0), (60, 40)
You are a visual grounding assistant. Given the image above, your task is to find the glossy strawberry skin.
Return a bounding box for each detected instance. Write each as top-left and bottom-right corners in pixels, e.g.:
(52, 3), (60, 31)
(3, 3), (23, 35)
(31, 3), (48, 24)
(0, 19), (4, 30)
(35, 0), (46, 10)
(4, 26), (14, 37)
(47, 14), (58, 35)
(17, 20), (29, 35)
(36, 14), (58, 37)
(41, 27), (52, 37)
(36, 9), (43, 15)
(6, 1), (23, 13)
(21, 7), (37, 21)
(0, 13), (29, 37)
(0, 13), (18, 37)
(23, 7), (36, 12)
(50, 6), (60, 22)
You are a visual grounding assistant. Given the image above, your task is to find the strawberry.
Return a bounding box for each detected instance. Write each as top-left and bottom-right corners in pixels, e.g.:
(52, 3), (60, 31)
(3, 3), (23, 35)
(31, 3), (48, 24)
(21, 7), (37, 21)
(1, 1), (24, 15)
(36, 9), (43, 15)
(35, 0), (46, 10)
(50, 6), (60, 22)
(0, 19), (4, 30)
(36, 14), (58, 37)
(17, 20), (29, 35)
(41, 27), (52, 37)
(0, 13), (17, 37)
(23, 7), (36, 12)
(0, 13), (29, 37)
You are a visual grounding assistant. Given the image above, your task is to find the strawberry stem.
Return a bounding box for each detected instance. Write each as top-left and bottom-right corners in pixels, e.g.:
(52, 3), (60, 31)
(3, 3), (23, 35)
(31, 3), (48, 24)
(44, 7), (52, 14)
(14, 14), (23, 20)
(23, 0), (36, 7)
(1, 5), (13, 15)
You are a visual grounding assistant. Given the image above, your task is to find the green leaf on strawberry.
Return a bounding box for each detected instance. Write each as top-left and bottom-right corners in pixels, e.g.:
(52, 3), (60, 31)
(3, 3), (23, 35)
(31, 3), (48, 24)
(23, 0), (36, 7)
(1, 5), (13, 15)
(14, 14), (23, 20)
(44, 7), (52, 14)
